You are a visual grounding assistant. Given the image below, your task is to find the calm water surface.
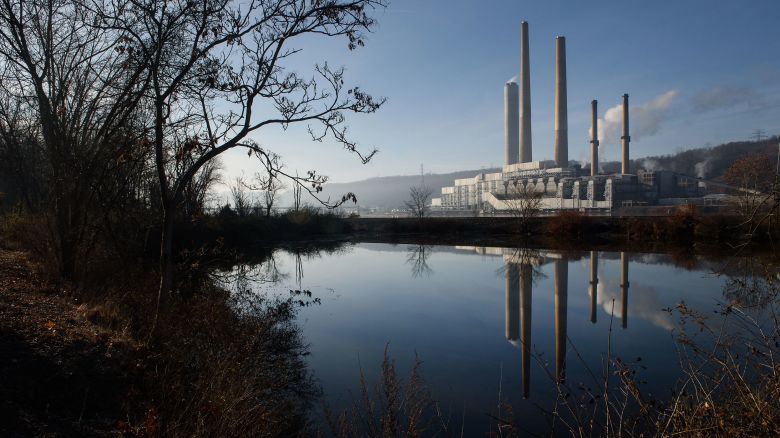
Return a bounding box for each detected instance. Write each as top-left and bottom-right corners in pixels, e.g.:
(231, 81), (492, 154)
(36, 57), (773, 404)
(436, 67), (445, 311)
(230, 242), (765, 434)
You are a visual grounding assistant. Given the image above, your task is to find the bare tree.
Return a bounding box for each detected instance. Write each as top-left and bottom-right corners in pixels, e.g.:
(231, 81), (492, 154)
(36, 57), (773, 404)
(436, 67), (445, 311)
(0, 0), (150, 279)
(230, 176), (252, 217)
(292, 172), (303, 212)
(404, 185), (433, 219)
(723, 152), (774, 219)
(504, 180), (543, 232)
(258, 173), (285, 217)
(93, 0), (387, 303)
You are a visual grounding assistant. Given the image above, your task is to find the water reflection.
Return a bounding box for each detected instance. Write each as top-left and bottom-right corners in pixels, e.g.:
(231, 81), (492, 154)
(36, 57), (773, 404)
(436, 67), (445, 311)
(554, 259), (568, 383)
(406, 244), (434, 278)
(495, 249), (638, 395)
(589, 251), (598, 324)
(620, 252), (629, 329)
(502, 249), (540, 397)
(221, 242), (773, 435)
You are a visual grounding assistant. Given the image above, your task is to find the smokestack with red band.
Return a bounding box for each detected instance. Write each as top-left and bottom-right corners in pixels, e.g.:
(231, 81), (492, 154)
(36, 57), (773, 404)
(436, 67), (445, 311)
(621, 94), (630, 174)
(520, 21), (532, 163)
(591, 100), (599, 176)
(554, 37), (568, 168)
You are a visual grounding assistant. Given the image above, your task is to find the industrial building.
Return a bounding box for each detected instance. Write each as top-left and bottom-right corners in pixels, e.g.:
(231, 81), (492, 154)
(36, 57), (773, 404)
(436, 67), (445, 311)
(431, 22), (716, 213)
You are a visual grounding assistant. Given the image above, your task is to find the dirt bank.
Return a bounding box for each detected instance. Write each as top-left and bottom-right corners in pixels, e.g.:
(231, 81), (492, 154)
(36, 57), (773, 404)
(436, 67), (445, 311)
(0, 250), (146, 436)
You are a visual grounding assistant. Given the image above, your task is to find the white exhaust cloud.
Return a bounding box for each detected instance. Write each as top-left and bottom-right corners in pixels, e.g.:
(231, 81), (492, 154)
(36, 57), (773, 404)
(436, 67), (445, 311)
(590, 90), (679, 146)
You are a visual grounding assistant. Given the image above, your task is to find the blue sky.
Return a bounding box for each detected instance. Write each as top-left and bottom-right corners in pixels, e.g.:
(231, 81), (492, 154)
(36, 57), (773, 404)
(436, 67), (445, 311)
(221, 0), (780, 183)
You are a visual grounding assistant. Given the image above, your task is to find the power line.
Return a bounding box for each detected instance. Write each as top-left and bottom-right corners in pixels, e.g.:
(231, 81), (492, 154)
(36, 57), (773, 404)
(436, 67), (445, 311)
(752, 129), (767, 142)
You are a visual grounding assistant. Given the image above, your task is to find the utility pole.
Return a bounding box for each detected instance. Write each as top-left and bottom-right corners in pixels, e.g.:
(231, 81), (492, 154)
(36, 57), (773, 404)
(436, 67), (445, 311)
(420, 163), (424, 187)
(752, 129), (767, 142)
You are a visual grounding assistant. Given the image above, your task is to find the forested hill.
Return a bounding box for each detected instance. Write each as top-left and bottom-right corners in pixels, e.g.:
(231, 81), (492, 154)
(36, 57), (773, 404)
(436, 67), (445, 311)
(321, 137), (778, 209)
(608, 136), (779, 180)
(320, 168), (500, 209)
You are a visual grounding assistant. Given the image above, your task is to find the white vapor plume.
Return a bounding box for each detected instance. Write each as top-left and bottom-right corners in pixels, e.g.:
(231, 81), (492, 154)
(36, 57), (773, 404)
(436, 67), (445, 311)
(591, 90), (679, 145)
(694, 157), (711, 178)
(642, 158), (660, 171)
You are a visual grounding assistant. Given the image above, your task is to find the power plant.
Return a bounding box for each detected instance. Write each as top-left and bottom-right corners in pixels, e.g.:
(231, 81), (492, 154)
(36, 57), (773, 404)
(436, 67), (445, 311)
(432, 22), (718, 213)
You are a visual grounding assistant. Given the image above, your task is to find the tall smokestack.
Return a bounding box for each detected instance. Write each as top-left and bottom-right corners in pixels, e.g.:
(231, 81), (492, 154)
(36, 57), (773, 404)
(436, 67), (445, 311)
(520, 21), (532, 163)
(590, 100), (599, 176)
(621, 94), (630, 174)
(504, 82), (520, 166)
(554, 37), (568, 168)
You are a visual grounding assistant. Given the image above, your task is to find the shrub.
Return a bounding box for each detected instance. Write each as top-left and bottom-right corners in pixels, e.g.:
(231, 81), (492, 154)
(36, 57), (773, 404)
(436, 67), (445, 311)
(546, 211), (587, 238)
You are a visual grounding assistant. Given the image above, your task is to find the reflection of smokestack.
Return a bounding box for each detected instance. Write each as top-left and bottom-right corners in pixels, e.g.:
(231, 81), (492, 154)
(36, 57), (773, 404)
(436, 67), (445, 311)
(505, 263), (519, 342)
(554, 259), (568, 382)
(590, 100), (599, 177)
(589, 251), (598, 323)
(520, 21), (532, 163)
(620, 252), (629, 329)
(520, 264), (533, 398)
(504, 82), (520, 166)
(621, 94), (631, 174)
(554, 37), (568, 168)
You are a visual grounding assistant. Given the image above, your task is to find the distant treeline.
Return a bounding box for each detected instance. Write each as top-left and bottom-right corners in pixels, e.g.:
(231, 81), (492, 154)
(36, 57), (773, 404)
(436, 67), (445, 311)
(603, 136), (779, 180)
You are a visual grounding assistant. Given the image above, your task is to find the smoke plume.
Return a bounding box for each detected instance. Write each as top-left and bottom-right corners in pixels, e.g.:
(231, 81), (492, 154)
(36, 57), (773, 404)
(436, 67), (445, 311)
(694, 157), (711, 178)
(641, 158), (661, 171)
(592, 90), (679, 145)
(692, 85), (763, 112)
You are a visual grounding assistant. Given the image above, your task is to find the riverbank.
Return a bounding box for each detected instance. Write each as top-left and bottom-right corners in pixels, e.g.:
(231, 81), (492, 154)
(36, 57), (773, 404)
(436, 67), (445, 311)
(0, 250), (143, 436)
(0, 246), (315, 437)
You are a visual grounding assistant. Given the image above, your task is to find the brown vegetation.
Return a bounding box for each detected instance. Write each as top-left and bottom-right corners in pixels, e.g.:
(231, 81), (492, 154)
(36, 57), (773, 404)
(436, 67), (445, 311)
(0, 246), (318, 437)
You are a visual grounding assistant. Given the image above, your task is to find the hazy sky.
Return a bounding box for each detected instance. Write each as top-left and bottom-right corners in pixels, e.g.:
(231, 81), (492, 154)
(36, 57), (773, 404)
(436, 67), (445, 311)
(220, 0), (780, 183)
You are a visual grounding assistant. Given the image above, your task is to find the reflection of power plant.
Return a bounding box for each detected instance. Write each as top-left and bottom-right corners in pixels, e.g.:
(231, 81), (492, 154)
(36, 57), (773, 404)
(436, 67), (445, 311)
(505, 263), (519, 343)
(620, 252), (629, 329)
(503, 252), (536, 398)
(432, 22), (724, 212)
(554, 260), (567, 382)
(520, 264), (532, 398)
(495, 248), (634, 398)
(589, 251), (598, 323)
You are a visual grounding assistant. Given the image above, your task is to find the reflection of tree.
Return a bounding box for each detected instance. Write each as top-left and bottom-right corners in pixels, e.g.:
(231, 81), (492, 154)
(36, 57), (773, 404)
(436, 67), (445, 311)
(722, 256), (779, 308)
(222, 252), (290, 296)
(406, 245), (434, 278)
(496, 248), (545, 282)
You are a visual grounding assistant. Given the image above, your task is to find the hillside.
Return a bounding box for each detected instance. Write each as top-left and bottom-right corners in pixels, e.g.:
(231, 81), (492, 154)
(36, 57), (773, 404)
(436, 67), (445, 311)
(623, 136), (779, 180)
(319, 168), (500, 209)
(316, 137), (778, 209)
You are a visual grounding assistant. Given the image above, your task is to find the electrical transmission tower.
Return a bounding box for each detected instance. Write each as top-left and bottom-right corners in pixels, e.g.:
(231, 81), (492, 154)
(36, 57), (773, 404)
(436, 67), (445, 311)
(752, 129), (767, 142)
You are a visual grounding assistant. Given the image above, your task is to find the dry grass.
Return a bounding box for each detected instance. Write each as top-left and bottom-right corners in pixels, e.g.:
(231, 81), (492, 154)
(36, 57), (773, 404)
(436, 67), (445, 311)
(324, 345), (445, 438)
